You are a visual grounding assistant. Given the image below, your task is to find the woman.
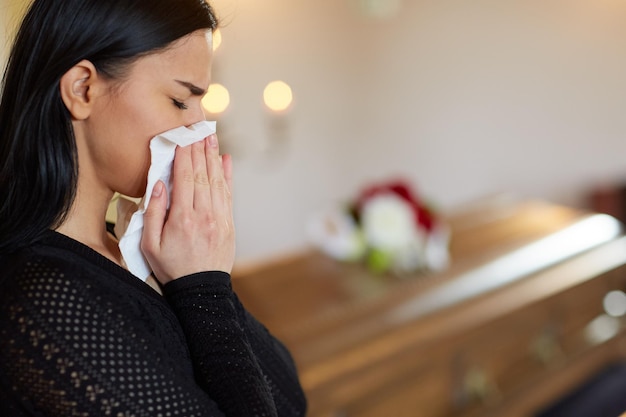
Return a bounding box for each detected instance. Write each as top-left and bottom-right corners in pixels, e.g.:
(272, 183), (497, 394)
(0, 0), (307, 416)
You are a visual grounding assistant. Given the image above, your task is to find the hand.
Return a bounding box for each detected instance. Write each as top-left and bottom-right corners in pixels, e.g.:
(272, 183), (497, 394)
(141, 134), (235, 284)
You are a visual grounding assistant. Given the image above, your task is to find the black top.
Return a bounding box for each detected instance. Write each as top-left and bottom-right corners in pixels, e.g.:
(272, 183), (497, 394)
(0, 230), (307, 416)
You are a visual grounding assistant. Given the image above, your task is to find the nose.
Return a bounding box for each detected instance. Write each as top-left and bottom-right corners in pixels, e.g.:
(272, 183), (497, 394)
(185, 103), (206, 128)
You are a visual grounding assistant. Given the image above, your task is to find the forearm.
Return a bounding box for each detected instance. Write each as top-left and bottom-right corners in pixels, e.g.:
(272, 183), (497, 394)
(164, 272), (279, 417)
(231, 294), (307, 416)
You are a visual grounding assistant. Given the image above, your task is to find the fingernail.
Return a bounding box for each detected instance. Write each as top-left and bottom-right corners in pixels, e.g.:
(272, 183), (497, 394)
(152, 181), (163, 197)
(209, 134), (218, 148)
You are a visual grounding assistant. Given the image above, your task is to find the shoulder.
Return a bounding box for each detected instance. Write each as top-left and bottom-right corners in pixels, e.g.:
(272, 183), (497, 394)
(1, 244), (109, 301)
(0, 242), (189, 362)
(2, 233), (160, 300)
(0, 241), (166, 325)
(0, 249), (211, 416)
(0, 245), (78, 293)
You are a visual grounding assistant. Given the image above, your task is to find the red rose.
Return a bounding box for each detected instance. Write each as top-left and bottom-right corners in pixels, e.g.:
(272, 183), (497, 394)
(354, 179), (435, 232)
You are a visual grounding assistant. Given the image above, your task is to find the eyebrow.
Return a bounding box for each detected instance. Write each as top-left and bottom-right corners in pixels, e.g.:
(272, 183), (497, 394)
(175, 80), (207, 96)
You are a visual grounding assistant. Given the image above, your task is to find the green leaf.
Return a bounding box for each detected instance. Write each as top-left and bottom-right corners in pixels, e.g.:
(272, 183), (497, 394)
(367, 249), (392, 274)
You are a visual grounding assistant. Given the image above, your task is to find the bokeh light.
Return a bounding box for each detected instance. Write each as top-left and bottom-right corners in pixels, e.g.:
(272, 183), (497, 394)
(202, 83), (230, 114)
(263, 80), (293, 112)
(603, 290), (626, 317)
(213, 29), (222, 51)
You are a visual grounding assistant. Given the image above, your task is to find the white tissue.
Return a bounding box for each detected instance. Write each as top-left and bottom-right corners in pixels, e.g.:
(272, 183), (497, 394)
(116, 120), (217, 281)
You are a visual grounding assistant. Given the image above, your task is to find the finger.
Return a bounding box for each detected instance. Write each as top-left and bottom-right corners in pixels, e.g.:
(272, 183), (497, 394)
(222, 154), (233, 193)
(191, 139), (211, 209)
(169, 144), (194, 216)
(141, 181), (167, 258)
(206, 134), (228, 209)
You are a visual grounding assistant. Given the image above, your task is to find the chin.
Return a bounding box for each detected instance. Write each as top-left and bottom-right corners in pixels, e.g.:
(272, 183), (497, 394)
(122, 181), (148, 200)
(129, 187), (147, 199)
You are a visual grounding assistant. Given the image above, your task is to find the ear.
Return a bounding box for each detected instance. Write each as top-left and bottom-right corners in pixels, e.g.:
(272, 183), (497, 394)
(59, 60), (101, 120)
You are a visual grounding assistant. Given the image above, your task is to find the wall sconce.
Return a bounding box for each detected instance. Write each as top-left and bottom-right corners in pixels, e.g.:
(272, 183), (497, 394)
(263, 80), (293, 156)
(202, 83), (233, 153)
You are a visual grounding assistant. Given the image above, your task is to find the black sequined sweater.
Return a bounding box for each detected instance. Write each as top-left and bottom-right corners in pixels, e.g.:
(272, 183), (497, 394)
(0, 231), (307, 417)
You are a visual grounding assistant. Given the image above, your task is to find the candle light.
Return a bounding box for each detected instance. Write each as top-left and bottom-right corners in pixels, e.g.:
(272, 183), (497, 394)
(202, 83), (230, 115)
(263, 80), (293, 113)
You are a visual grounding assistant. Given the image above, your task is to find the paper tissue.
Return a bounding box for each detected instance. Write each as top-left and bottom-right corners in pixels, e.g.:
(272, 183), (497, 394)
(115, 120), (216, 280)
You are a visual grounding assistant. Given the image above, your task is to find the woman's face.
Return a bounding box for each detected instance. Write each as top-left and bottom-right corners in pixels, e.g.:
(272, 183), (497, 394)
(82, 29), (213, 198)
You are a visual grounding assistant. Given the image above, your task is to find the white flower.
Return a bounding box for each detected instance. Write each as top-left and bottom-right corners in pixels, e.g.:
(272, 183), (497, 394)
(392, 238), (426, 273)
(308, 185), (451, 275)
(307, 207), (366, 261)
(361, 193), (420, 251)
(424, 223), (451, 271)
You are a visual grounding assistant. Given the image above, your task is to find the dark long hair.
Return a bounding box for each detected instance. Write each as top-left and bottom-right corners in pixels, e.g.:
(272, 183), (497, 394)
(0, 0), (218, 253)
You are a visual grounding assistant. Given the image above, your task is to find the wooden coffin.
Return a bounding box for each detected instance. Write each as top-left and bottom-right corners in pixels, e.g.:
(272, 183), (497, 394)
(232, 197), (626, 417)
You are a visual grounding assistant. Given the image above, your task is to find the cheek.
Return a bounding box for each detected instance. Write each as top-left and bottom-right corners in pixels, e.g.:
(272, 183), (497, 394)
(93, 91), (167, 197)
(112, 137), (153, 198)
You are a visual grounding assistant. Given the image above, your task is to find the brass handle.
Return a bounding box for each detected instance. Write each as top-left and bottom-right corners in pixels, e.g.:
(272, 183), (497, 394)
(461, 366), (500, 405)
(530, 329), (563, 366)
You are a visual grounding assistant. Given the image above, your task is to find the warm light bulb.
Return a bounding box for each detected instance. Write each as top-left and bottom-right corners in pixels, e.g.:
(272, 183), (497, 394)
(263, 80), (293, 112)
(202, 83), (230, 114)
(213, 29), (222, 51)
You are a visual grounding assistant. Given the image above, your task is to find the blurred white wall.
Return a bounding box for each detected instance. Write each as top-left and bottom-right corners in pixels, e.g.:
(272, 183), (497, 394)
(210, 0), (626, 263)
(3, 0), (626, 264)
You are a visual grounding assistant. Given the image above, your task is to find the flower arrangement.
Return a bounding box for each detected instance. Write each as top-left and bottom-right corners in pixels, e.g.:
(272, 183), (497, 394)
(308, 179), (450, 276)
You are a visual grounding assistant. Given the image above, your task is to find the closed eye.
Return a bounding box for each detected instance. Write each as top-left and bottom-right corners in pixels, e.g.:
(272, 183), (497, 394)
(172, 99), (188, 110)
